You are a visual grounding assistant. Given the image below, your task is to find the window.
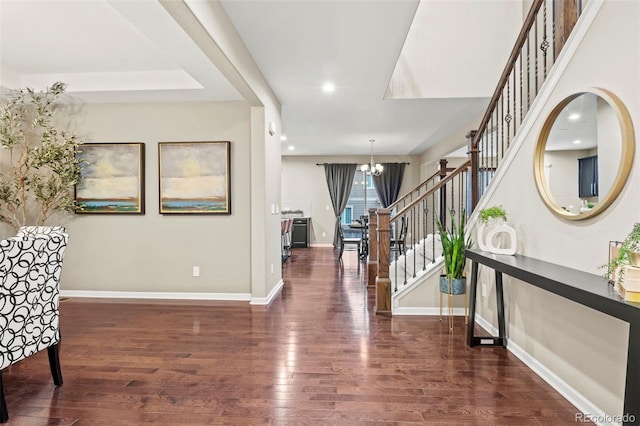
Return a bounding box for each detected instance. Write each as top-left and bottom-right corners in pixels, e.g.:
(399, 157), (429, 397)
(341, 206), (353, 225)
(344, 170), (381, 222)
(365, 174), (374, 189)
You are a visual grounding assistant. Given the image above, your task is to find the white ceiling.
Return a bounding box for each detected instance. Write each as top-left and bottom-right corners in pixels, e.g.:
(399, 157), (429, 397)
(0, 0), (519, 157)
(546, 93), (598, 151)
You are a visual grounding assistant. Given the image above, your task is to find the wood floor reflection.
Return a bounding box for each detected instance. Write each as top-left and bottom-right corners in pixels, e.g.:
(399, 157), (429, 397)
(3, 247), (586, 425)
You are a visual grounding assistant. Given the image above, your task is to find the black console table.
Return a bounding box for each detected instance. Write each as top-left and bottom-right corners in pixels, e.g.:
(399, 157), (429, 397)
(466, 248), (640, 425)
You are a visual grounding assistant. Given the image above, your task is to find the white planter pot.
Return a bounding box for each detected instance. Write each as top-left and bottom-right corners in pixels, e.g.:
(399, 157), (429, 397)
(477, 218), (517, 255)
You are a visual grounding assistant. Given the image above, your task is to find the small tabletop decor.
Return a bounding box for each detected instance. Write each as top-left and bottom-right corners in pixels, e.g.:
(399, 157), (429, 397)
(603, 223), (640, 301)
(477, 205), (517, 255)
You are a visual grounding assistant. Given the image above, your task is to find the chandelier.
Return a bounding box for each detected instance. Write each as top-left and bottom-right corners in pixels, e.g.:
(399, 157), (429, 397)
(360, 139), (383, 176)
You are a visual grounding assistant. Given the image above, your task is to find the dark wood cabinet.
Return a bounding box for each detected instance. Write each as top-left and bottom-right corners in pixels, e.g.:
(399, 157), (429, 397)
(578, 155), (598, 198)
(291, 217), (310, 248)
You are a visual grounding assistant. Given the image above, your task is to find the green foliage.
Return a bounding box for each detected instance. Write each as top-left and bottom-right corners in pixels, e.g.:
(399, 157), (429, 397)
(479, 205), (507, 223)
(602, 222), (640, 285)
(0, 82), (83, 229)
(436, 210), (471, 279)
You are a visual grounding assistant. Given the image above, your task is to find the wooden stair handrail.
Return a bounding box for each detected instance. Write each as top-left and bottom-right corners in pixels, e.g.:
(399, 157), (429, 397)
(471, 0), (544, 149)
(391, 160), (471, 224)
(387, 160), (455, 212)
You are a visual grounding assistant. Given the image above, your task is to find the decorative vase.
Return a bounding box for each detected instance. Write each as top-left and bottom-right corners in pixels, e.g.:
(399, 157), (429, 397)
(439, 275), (466, 295)
(477, 218), (517, 255)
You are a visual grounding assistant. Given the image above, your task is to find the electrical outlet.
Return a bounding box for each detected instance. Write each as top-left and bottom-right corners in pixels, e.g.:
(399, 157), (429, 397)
(481, 283), (487, 298)
(322, 232), (326, 237)
(192, 266), (200, 277)
(270, 263), (274, 274)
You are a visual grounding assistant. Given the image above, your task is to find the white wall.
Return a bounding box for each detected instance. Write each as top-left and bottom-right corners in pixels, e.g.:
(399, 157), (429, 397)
(475, 0), (640, 416)
(387, 0), (522, 99)
(52, 101), (254, 296)
(281, 155), (420, 246)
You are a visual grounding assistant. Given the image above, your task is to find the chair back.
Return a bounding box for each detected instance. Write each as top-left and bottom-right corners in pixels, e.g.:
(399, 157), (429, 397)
(0, 235), (64, 370)
(17, 226), (66, 237)
(398, 216), (408, 241)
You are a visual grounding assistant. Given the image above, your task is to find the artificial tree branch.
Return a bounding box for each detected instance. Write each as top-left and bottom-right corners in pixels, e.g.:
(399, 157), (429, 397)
(0, 82), (83, 230)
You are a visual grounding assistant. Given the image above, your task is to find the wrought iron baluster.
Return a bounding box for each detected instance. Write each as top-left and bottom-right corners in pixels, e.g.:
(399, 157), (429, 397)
(500, 93), (504, 159)
(519, 52), (523, 130)
(541, 0), (550, 78)
(505, 78), (512, 148)
(533, 15), (538, 95)
(527, 31), (531, 110)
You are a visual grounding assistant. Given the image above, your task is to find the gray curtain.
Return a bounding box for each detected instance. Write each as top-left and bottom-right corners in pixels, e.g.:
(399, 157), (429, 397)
(372, 162), (406, 208)
(324, 163), (357, 247)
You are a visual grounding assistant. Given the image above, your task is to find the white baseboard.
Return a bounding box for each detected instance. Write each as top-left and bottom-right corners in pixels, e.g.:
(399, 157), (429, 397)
(62, 282), (285, 306)
(250, 279), (284, 305)
(310, 243), (334, 248)
(474, 315), (615, 426)
(60, 290), (251, 301)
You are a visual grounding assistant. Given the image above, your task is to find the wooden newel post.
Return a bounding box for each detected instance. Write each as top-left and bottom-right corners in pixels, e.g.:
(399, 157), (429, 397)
(367, 208), (378, 288)
(376, 209), (391, 314)
(438, 159), (448, 177)
(554, 0), (579, 60)
(438, 160), (447, 226)
(467, 130), (479, 210)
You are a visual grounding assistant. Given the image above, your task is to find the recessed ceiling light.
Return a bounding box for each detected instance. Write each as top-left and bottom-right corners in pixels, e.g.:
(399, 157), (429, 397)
(568, 113), (581, 120)
(573, 140), (582, 144)
(322, 82), (335, 93)
(288, 145), (295, 151)
(280, 135), (287, 141)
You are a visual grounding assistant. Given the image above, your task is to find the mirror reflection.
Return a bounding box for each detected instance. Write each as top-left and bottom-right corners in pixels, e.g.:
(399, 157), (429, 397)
(535, 89), (634, 220)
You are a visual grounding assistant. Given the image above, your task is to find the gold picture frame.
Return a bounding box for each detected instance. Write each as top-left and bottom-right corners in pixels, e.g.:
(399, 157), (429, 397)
(75, 142), (145, 214)
(158, 141), (231, 215)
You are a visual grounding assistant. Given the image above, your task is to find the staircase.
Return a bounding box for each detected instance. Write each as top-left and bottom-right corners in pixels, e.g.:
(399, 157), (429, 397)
(370, 0), (584, 314)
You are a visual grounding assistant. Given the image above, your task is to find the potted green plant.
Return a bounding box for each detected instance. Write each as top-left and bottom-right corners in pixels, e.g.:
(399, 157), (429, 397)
(477, 205), (517, 255)
(603, 222), (640, 286)
(436, 210), (471, 295)
(479, 205), (507, 223)
(0, 82), (83, 230)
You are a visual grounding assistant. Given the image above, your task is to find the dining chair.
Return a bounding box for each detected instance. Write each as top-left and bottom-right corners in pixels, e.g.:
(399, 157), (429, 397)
(338, 226), (361, 260)
(390, 216), (408, 257)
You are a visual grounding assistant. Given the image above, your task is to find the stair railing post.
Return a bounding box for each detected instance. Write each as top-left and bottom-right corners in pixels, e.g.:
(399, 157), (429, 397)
(438, 159), (448, 226)
(438, 159), (448, 176)
(367, 208), (378, 288)
(376, 209), (391, 314)
(467, 130), (479, 210)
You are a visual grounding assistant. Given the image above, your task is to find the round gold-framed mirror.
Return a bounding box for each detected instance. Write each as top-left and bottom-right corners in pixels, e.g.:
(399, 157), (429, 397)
(534, 88), (635, 220)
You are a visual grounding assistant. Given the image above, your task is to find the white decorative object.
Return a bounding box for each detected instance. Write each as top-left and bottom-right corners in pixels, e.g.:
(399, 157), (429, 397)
(477, 219), (517, 255)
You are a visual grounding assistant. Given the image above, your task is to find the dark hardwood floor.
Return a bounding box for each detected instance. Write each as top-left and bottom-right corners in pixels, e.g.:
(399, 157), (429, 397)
(2, 247), (586, 425)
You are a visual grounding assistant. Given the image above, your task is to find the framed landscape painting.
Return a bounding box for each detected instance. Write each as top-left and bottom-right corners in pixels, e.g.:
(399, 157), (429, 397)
(158, 141), (231, 214)
(75, 143), (145, 214)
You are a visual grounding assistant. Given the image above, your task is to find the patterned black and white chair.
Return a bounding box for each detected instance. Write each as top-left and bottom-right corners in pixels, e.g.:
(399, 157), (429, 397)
(17, 226), (66, 237)
(0, 231), (68, 422)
